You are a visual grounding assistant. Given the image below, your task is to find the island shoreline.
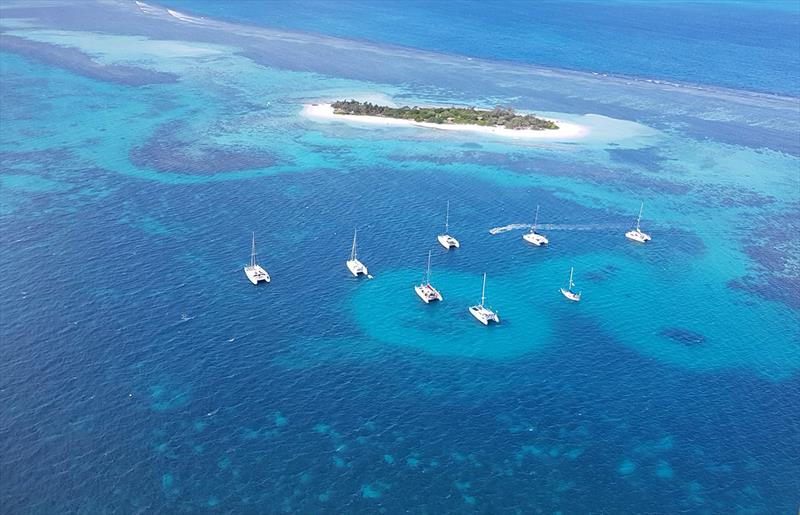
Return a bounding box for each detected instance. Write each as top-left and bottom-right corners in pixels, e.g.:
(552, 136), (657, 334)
(302, 103), (590, 140)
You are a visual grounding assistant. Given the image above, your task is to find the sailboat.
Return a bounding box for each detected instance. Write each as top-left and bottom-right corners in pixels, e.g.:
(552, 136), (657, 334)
(437, 200), (460, 249)
(346, 228), (369, 277)
(625, 201), (652, 243)
(469, 273), (500, 325)
(523, 204), (549, 246)
(243, 232), (270, 285)
(559, 267), (581, 302)
(414, 250), (443, 303)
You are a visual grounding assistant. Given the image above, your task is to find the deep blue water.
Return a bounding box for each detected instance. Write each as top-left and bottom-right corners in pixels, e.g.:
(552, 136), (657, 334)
(1, 1), (799, 513)
(162, 0), (800, 96)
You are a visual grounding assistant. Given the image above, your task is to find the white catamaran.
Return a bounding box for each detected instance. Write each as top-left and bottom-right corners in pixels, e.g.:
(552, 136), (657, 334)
(523, 204), (549, 246)
(414, 250), (443, 303)
(244, 232), (271, 285)
(559, 267), (581, 302)
(346, 228), (369, 277)
(437, 200), (460, 249)
(469, 273), (500, 325)
(625, 201), (652, 243)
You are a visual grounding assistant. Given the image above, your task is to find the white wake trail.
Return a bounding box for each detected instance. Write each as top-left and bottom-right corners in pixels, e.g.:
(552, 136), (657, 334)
(489, 223), (628, 234)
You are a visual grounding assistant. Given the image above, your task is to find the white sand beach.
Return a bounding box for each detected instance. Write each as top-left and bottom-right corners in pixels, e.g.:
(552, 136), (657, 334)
(302, 103), (590, 140)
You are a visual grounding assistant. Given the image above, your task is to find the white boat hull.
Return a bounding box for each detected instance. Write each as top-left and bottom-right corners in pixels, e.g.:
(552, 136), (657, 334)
(244, 265), (270, 285)
(347, 259), (368, 277)
(415, 284), (443, 303)
(625, 230), (651, 243)
(469, 305), (499, 325)
(438, 234), (460, 249)
(560, 288), (581, 302)
(523, 232), (549, 246)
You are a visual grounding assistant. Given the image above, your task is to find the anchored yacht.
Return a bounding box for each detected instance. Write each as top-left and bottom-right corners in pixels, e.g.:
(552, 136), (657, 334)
(437, 200), (460, 249)
(469, 273), (500, 325)
(625, 201), (652, 243)
(523, 205), (549, 246)
(346, 228), (369, 277)
(414, 250), (443, 303)
(559, 267), (581, 302)
(244, 232), (271, 285)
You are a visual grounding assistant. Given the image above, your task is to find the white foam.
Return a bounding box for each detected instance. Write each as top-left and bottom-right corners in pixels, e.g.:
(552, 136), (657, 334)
(166, 8), (207, 25)
(135, 1), (160, 15)
(490, 223), (628, 234)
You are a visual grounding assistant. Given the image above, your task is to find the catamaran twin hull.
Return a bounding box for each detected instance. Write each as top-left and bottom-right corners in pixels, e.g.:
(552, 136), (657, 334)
(244, 265), (270, 285)
(347, 259), (368, 277)
(438, 234), (460, 249)
(415, 284), (443, 303)
(560, 287), (581, 302)
(469, 305), (500, 325)
(523, 232), (548, 246)
(625, 230), (651, 243)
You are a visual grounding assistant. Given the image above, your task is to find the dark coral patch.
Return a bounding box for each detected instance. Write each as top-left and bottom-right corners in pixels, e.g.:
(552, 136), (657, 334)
(129, 121), (280, 175)
(0, 35), (179, 86)
(729, 204), (800, 311)
(607, 147), (670, 173)
(390, 150), (692, 196)
(660, 327), (706, 346)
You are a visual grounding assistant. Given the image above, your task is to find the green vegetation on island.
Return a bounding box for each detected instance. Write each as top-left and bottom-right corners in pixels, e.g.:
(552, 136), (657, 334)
(331, 100), (559, 130)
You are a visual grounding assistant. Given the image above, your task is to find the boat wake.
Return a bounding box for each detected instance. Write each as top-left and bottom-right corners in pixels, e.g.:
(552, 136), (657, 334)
(134, 1), (209, 26)
(489, 223), (627, 234)
(166, 8), (207, 25)
(134, 1), (160, 15)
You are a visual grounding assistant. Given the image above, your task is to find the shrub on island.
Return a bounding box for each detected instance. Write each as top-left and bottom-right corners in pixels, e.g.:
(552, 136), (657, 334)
(331, 100), (558, 130)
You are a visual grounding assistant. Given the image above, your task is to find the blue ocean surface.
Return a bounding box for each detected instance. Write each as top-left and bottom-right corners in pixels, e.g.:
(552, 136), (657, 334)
(1, 0), (799, 513)
(162, 0), (800, 96)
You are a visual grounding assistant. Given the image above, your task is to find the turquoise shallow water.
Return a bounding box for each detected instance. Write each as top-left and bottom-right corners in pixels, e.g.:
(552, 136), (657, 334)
(1, 1), (799, 513)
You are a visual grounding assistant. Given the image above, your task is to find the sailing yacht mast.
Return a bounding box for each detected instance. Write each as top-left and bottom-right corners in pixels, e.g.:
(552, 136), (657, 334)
(250, 232), (257, 267)
(350, 229), (358, 261)
(469, 272), (499, 324)
(560, 266), (580, 301)
(636, 201), (644, 232)
(346, 227), (369, 277)
(414, 249), (442, 303)
(438, 200), (460, 249)
(625, 200), (652, 243)
(244, 231), (270, 284)
(425, 250), (432, 285)
(523, 204), (548, 245)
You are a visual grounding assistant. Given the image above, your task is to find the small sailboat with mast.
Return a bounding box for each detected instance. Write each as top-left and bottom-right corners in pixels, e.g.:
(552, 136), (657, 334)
(244, 232), (271, 285)
(559, 267), (581, 302)
(346, 228), (369, 277)
(523, 204), (549, 246)
(625, 201), (652, 243)
(437, 200), (460, 249)
(414, 250), (443, 303)
(469, 273), (500, 325)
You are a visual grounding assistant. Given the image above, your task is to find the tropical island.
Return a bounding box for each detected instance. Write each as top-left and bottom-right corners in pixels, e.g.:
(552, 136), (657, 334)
(331, 99), (559, 131)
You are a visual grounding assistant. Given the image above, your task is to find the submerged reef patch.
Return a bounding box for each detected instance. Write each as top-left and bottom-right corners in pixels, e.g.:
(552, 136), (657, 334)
(660, 327), (706, 346)
(130, 121), (280, 174)
(607, 147), (670, 172)
(0, 34), (179, 86)
(729, 204), (800, 311)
